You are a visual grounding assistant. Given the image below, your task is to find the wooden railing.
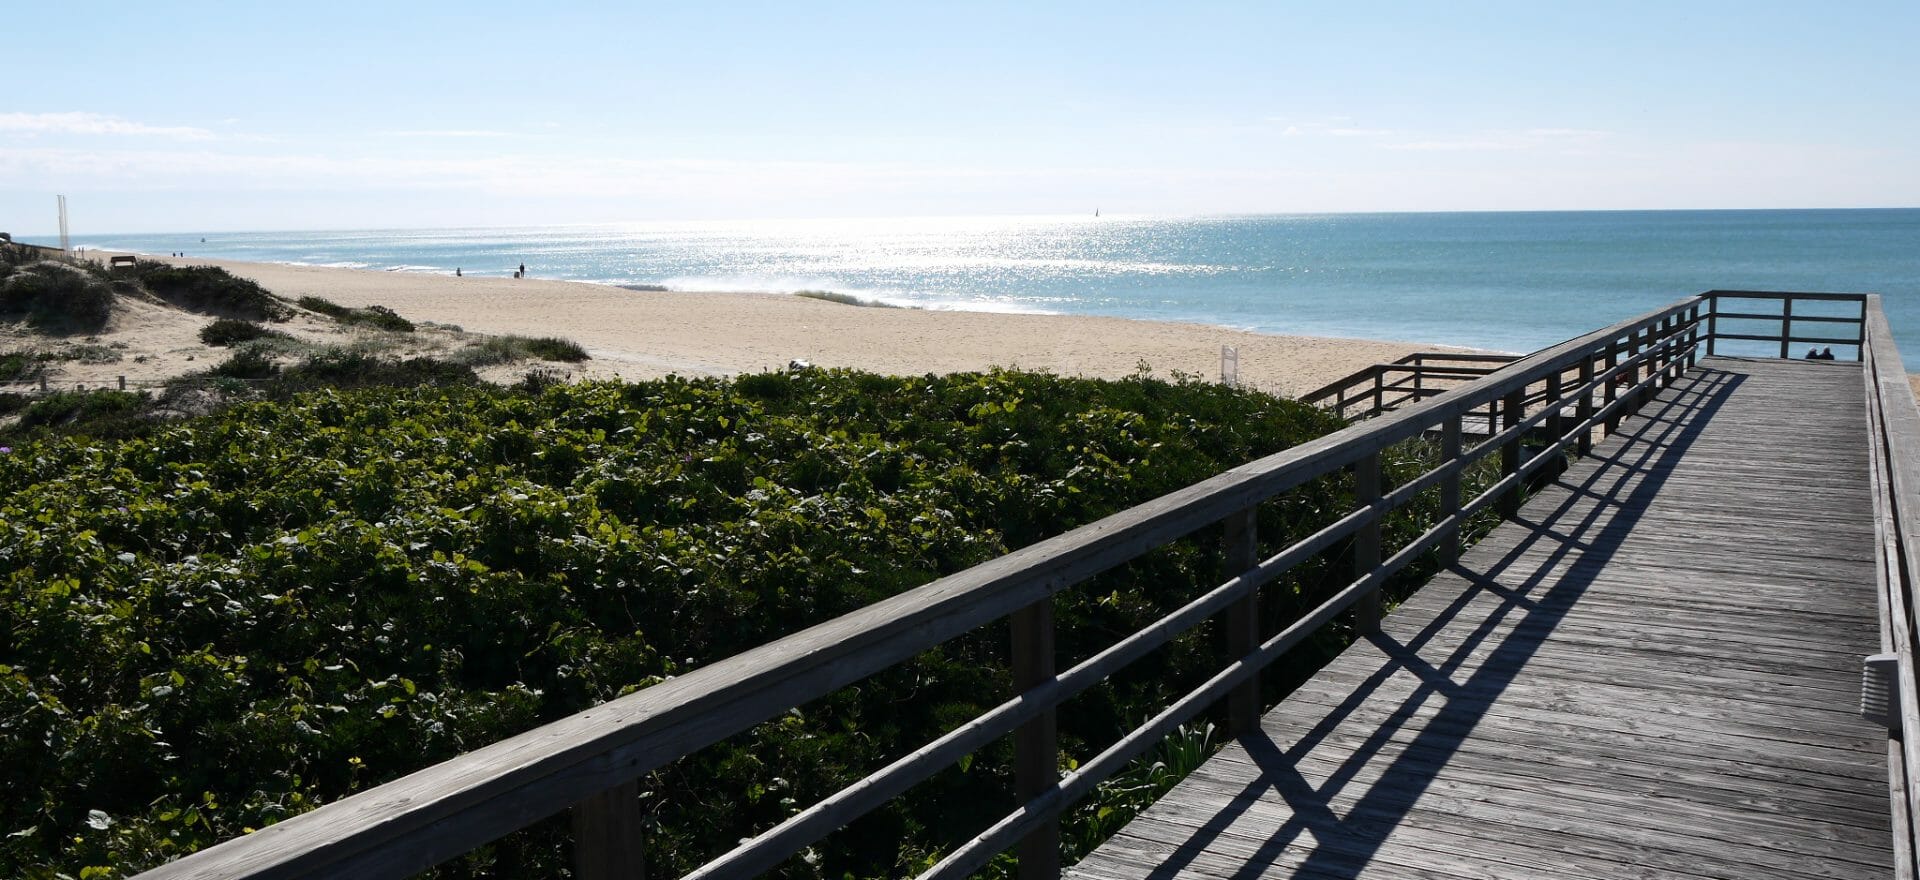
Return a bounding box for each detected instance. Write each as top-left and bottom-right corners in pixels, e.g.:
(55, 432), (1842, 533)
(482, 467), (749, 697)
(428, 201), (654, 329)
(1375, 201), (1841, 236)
(1860, 294), (1920, 877)
(1702, 289), (1869, 360)
(130, 295), (1706, 880)
(1299, 352), (1517, 422)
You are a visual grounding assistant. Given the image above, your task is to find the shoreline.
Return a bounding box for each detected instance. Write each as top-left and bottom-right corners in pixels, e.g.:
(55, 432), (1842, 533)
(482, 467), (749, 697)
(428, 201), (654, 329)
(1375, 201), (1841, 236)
(65, 252), (1492, 398)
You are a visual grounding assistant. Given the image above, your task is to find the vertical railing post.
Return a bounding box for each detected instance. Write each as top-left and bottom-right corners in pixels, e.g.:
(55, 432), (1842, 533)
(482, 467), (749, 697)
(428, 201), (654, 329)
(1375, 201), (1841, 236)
(1224, 508), (1260, 735)
(1545, 368), (1565, 445)
(573, 780), (646, 880)
(1334, 388), (1346, 420)
(1685, 305), (1702, 369)
(1012, 600), (1059, 880)
(1705, 295), (1719, 357)
(1353, 452), (1383, 631)
(1439, 414), (1463, 565)
(1577, 356), (1595, 456)
(1627, 327), (1648, 413)
(1780, 296), (1794, 360)
(1856, 298), (1869, 362)
(1658, 315), (1674, 386)
(1602, 339), (1621, 436)
(1372, 369), (1384, 417)
(1498, 388), (1523, 518)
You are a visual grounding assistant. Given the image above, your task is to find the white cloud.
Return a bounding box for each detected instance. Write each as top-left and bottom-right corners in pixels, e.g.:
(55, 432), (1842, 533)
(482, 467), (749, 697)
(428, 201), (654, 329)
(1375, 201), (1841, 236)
(0, 112), (215, 140)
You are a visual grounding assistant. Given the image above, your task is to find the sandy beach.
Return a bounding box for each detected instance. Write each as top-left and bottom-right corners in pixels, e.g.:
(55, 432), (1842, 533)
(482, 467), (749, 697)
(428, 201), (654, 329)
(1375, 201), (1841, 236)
(32, 253), (1490, 398)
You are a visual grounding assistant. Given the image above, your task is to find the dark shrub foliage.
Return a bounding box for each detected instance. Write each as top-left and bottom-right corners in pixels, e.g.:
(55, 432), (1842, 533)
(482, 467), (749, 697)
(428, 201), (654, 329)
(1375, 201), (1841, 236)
(456, 335), (590, 365)
(519, 336), (588, 362)
(0, 370), (1498, 879)
(296, 296), (414, 332)
(0, 261), (115, 333)
(210, 348), (279, 381)
(269, 350), (475, 396)
(0, 351), (40, 382)
(134, 264), (290, 322)
(198, 319), (288, 347)
(13, 389), (148, 432)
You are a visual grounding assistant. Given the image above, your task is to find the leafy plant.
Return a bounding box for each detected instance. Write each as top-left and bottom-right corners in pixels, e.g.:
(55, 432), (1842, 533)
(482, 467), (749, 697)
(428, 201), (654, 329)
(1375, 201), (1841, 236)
(295, 296), (413, 332)
(0, 369), (1507, 879)
(0, 261), (116, 334)
(0, 351), (41, 382)
(132, 264), (290, 322)
(199, 319), (288, 347)
(453, 335), (590, 366)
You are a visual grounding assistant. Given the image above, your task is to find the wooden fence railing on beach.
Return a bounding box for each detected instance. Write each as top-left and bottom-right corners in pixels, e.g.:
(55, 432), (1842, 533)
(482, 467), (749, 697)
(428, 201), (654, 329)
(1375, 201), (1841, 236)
(127, 290), (1920, 880)
(1298, 352), (1517, 423)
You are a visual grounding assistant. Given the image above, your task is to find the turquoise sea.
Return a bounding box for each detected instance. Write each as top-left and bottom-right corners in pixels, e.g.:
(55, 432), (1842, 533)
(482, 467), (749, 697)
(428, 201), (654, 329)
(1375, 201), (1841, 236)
(81, 209), (1920, 366)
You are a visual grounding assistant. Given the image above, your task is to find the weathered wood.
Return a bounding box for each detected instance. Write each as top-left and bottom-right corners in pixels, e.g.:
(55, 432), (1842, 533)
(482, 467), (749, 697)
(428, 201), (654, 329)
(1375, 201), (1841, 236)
(1438, 416), (1463, 565)
(1497, 389), (1523, 518)
(1012, 600), (1060, 880)
(573, 780), (645, 880)
(1781, 296), (1796, 359)
(1223, 508), (1260, 735)
(1352, 454), (1383, 632)
(1070, 356), (1895, 880)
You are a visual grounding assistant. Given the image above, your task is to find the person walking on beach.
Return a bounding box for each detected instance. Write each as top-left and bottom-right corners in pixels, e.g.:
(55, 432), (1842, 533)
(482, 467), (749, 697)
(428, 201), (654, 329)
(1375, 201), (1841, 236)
(519, 262), (526, 279)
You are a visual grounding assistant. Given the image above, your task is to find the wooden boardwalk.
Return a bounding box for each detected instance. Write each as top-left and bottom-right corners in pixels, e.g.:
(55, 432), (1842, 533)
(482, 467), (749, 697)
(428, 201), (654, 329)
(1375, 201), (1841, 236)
(1069, 356), (1893, 880)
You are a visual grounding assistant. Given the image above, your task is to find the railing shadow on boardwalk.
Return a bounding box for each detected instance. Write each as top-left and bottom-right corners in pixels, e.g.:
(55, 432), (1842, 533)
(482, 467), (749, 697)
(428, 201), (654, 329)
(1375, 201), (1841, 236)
(1129, 366), (1745, 880)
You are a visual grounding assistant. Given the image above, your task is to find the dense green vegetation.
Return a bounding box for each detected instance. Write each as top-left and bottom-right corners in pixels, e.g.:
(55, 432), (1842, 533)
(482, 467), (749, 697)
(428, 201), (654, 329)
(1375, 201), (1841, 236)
(0, 369), (1488, 879)
(295, 296), (415, 332)
(0, 350), (42, 382)
(197, 319), (289, 348)
(454, 334), (592, 365)
(0, 247), (116, 334)
(130, 264), (290, 323)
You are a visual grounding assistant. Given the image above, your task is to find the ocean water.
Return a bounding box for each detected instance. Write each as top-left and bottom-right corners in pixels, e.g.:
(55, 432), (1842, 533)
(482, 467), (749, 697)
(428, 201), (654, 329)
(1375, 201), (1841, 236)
(82, 209), (1920, 366)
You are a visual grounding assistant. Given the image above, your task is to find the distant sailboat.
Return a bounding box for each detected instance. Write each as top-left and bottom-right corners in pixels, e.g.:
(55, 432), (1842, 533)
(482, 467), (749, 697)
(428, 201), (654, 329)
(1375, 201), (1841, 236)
(1094, 208), (1100, 218)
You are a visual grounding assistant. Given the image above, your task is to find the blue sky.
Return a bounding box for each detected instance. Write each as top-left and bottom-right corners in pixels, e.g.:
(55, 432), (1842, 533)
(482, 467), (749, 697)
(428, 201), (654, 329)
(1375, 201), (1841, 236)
(3, 0), (1917, 233)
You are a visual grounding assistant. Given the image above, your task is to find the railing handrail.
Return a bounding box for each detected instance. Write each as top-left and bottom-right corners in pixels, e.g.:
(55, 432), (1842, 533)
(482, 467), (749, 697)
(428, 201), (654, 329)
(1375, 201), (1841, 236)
(1703, 289), (1870, 361)
(1859, 295), (1920, 875)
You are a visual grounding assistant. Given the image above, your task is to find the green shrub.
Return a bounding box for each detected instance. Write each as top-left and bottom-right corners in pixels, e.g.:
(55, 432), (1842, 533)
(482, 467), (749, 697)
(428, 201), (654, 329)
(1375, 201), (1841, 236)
(199, 318), (288, 347)
(0, 261), (115, 333)
(0, 351), (39, 382)
(296, 296), (414, 332)
(134, 264), (290, 322)
(454, 335), (590, 366)
(13, 389), (148, 432)
(210, 348), (279, 381)
(268, 350), (474, 396)
(295, 294), (350, 319)
(0, 371), (1500, 879)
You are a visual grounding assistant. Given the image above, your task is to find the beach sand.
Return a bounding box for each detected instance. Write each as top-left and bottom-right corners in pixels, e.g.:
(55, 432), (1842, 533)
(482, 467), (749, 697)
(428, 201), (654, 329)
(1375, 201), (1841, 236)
(31, 253), (1490, 398)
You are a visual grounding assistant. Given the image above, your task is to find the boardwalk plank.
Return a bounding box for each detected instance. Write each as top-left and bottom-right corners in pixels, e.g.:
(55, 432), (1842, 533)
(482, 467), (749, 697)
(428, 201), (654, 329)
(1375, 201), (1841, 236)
(1068, 358), (1892, 880)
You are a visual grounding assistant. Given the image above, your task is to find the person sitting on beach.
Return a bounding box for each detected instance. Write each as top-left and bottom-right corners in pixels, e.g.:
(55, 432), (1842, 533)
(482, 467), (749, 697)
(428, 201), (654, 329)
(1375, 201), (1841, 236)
(1820, 347), (1837, 360)
(1806, 348), (1820, 359)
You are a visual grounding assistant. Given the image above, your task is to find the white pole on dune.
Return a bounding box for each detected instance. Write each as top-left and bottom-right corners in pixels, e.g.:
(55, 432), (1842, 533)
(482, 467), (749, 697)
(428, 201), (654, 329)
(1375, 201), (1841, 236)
(1220, 345), (1239, 387)
(57, 195), (70, 253)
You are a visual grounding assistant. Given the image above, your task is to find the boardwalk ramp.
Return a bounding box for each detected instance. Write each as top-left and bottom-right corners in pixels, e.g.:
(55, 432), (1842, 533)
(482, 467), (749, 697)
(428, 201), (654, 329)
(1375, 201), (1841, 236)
(1069, 358), (1890, 879)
